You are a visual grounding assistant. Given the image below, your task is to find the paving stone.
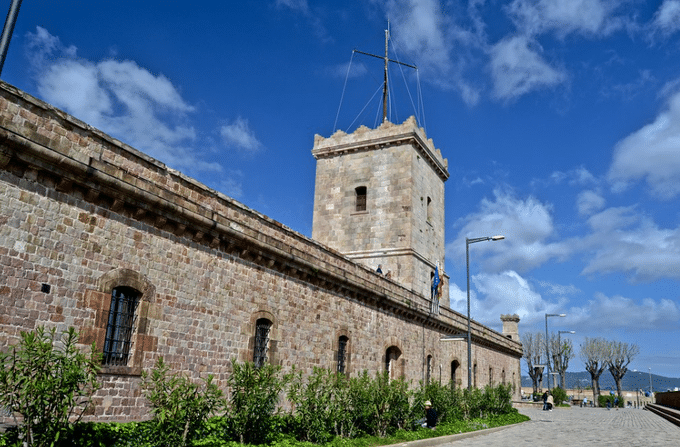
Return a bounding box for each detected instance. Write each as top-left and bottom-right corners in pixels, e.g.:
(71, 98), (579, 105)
(433, 407), (679, 446)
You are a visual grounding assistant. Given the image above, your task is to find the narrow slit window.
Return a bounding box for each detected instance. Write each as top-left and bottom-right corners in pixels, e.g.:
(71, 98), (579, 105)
(355, 186), (367, 212)
(451, 360), (460, 388)
(103, 286), (141, 366)
(337, 335), (349, 374)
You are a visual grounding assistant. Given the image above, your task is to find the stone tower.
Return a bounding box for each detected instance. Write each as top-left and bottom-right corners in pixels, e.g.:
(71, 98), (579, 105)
(311, 117), (449, 306)
(501, 314), (521, 342)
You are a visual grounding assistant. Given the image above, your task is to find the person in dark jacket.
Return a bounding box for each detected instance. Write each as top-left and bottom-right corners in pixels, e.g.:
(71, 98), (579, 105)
(422, 400), (437, 429)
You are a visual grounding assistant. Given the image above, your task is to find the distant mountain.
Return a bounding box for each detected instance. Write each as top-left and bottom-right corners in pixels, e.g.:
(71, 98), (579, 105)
(522, 370), (680, 392)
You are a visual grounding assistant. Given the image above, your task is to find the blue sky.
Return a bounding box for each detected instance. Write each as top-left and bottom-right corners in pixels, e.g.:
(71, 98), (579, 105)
(3, 0), (680, 378)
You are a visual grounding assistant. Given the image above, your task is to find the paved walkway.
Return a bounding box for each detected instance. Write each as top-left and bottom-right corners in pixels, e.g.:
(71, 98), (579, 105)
(435, 407), (679, 446)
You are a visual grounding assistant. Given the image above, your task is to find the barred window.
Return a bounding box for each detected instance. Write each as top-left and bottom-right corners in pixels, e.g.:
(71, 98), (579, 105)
(103, 287), (141, 366)
(355, 186), (367, 212)
(253, 318), (272, 367)
(426, 355), (432, 384)
(337, 335), (349, 374)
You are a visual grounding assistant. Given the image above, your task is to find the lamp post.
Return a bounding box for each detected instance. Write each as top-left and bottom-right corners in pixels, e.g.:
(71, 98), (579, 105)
(466, 235), (504, 390)
(557, 330), (575, 388)
(544, 313), (566, 390)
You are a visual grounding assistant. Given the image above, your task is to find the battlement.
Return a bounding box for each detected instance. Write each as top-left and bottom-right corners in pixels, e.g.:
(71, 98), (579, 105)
(312, 116), (449, 181)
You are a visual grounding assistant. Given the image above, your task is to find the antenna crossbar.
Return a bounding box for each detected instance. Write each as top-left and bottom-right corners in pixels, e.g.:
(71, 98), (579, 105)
(353, 27), (417, 123)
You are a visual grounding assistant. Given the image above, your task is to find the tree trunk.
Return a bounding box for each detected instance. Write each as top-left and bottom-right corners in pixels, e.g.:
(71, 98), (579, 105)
(614, 377), (623, 399)
(592, 377), (601, 407)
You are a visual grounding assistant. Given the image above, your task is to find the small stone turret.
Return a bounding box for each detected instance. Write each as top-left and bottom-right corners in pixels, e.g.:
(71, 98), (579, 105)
(501, 314), (520, 342)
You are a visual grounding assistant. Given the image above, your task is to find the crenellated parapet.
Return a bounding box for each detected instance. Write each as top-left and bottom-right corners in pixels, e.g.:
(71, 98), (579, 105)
(313, 116), (449, 181)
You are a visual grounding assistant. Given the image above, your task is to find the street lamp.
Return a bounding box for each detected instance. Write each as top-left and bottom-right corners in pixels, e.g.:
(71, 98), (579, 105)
(557, 330), (575, 388)
(545, 313), (566, 390)
(466, 235), (504, 390)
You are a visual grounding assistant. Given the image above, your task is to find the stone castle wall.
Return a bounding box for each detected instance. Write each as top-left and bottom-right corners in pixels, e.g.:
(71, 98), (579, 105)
(0, 81), (522, 422)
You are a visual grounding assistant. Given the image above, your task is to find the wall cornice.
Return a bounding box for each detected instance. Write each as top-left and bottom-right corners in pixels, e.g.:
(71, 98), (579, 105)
(0, 81), (520, 358)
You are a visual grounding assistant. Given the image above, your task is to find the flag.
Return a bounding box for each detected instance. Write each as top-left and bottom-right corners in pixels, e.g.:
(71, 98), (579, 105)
(432, 265), (440, 298)
(431, 265), (441, 314)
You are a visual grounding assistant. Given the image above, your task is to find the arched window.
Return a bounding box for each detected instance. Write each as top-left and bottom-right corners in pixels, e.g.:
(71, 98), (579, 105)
(426, 196), (432, 222)
(103, 286), (141, 366)
(502, 369), (506, 385)
(253, 318), (272, 367)
(337, 335), (349, 374)
(426, 355), (432, 384)
(355, 186), (367, 212)
(473, 363), (478, 388)
(489, 366), (494, 384)
(451, 360), (460, 388)
(385, 346), (401, 380)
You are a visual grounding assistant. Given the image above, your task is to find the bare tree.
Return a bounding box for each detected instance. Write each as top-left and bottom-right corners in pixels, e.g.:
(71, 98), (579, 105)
(521, 332), (546, 395)
(607, 341), (640, 399)
(580, 337), (609, 407)
(550, 334), (575, 389)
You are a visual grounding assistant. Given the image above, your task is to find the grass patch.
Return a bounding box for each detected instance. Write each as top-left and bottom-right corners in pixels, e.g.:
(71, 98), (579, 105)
(316, 410), (530, 447)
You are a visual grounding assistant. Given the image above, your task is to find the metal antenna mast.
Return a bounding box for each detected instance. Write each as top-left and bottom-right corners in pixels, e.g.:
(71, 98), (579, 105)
(354, 24), (417, 123)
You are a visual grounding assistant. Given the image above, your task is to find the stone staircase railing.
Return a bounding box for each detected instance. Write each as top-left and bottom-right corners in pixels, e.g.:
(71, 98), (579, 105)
(644, 403), (680, 427)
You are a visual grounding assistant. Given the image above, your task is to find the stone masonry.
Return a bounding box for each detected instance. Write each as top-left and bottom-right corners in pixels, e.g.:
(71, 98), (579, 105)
(0, 80), (522, 422)
(312, 119), (449, 305)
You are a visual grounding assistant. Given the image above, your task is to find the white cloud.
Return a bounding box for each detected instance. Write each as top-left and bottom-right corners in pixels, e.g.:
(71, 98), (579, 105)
(327, 61), (367, 80)
(451, 271), (569, 328)
(582, 206), (680, 281)
(570, 292), (680, 332)
(38, 60), (111, 124)
(275, 0), (329, 42)
(536, 280), (580, 297)
(220, 117), (262, 152)
(608, 90), (680, 199)
(651, 0), (680, 36)
(506, 0), (621, 38)
(448, 189), (571, 272)
(489, 35), (567, 100)
(549, 166), (598, 186)
(26, 27), (222, 175)
(576, 189), (606, 216)
(382, 0), (482, 105)
(217, 171), (245, 199)
(275, 0), (310, 14)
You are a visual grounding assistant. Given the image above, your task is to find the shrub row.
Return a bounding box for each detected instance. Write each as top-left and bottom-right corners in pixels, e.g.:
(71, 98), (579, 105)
(0, 327), (519, 447)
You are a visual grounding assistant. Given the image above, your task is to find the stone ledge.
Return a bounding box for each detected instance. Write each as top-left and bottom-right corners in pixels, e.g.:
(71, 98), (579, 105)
(0, 80), (521, 358)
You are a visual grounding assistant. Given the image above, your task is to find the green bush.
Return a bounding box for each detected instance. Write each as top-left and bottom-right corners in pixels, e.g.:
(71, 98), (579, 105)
(287, 367), (355, 443)
(598, 394), (623, 408)
(142, 356), (224, 447)
(225, 360), (287, 445)
(0, 326), (100, 447)
(1, 356), (523, 446)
